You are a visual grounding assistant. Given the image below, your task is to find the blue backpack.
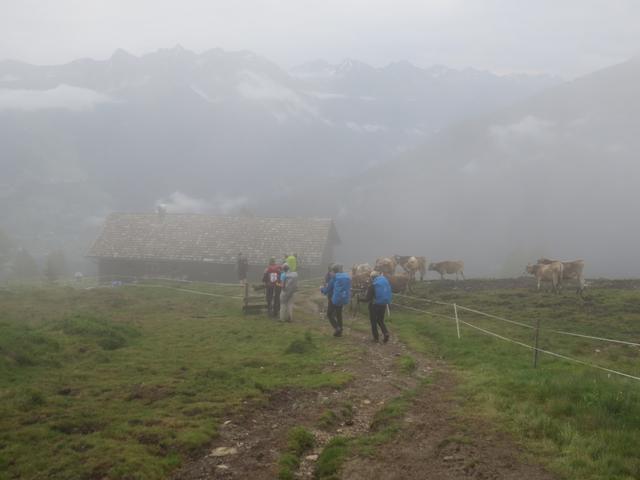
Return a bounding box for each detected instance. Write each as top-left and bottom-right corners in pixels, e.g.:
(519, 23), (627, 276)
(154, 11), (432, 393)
(331, 272), (352, 306)
(373, 275), (392, 305)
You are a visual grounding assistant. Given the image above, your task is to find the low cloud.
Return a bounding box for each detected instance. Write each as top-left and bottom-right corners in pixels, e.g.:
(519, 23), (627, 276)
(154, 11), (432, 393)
(0, 84), (113, 112)
(489, 115), (555, 147)
(157, 191), (249, 215)
(236, 70), (318, 119)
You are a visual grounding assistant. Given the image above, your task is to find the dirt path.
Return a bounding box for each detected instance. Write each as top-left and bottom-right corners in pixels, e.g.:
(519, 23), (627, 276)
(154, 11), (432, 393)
(171, 292), (556, 480)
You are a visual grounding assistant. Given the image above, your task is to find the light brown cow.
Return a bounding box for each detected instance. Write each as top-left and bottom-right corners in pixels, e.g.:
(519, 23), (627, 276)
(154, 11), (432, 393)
(394, 255), (427, 281)
(537, 258), (586, 295)
(351, 263), (373, 277)
(375, 257), (397, 275)
(428, 260), (465, 281)
(526, 261), (563, 293)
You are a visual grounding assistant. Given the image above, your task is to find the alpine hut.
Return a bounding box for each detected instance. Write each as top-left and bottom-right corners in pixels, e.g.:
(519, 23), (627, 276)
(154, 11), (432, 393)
(87, 213), (340, 282)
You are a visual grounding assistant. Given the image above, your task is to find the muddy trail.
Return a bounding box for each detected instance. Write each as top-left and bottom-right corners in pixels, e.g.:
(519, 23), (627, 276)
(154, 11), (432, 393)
(172, 290), (556, 480)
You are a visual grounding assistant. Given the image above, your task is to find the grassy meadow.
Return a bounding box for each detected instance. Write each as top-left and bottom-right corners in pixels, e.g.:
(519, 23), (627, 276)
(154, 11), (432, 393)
(391, 279), (640, 480)
(3, 278), (640, 480)
(0, 282), (351, 479)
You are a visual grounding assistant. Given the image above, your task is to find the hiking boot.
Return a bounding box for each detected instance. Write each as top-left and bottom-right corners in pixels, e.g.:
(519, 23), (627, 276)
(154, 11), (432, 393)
(383, 334), (390, 344)
(333, 329), (342, 337)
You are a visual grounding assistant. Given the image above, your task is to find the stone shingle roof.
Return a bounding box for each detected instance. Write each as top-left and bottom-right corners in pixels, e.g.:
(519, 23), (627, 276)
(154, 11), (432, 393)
(87, 213), (339, 266)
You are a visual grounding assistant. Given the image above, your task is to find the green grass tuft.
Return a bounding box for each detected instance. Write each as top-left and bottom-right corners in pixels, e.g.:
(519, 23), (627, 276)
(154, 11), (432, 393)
(396, 355), (417, 374)
(287, 426), (315, 456)
(315, 436), (350, 479)
(285, 331), (317, 354)
(277, 426), (316, 479)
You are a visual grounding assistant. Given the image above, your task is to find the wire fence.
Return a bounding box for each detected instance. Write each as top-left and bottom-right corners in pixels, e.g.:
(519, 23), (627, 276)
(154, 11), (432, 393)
(391, 292), (640, 383)
(7, 275), (639, 381)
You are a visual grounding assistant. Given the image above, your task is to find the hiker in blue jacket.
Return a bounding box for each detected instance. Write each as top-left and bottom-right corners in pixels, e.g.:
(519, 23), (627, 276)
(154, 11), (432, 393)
(365, 271), (391, 343)
(321, 263), (351, 337)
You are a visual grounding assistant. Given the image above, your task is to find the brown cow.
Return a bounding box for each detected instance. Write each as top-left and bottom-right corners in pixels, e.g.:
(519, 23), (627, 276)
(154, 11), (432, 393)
(428, 260), (465, 281)
(394, 255), (427, 281)
(537, 258), (586, 295)
(526, 261), (563, 293)
(349, 272), (372, 317)
(384, 273), (411, 294)
(351, 272), (372, 291)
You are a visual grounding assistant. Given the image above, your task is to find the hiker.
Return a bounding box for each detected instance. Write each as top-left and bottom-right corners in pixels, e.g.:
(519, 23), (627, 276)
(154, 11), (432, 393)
(321, 263), (351, 337)
(262, 257), (282, 317)
(236, 252), (249, 284)
(279, 263), (298, 322)
(324, 264), (333, 286)
(365, 271), (391, 343)
(286, 253), (297, 272)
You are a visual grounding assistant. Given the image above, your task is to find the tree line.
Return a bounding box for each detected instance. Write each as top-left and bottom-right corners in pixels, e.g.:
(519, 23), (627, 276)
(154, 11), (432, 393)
(0, 228), (67, 282)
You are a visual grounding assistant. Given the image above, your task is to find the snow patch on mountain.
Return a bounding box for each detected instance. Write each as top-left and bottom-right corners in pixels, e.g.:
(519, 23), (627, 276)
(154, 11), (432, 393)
(190, 84), (220, 103)
(346, 122), (387, 133)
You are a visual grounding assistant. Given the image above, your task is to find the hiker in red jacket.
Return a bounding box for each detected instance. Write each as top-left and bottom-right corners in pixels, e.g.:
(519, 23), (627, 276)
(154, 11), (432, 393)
(262, 257), (282, 317)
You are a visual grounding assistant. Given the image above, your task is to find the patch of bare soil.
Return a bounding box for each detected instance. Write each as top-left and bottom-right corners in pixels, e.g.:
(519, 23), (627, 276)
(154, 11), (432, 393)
(171, 292), (556, 480)
(340, 371), (555, 480)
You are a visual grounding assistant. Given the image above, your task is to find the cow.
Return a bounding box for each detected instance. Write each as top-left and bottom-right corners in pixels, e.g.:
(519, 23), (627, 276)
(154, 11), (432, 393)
(349, 272), (372, 317)
(428, 260), (465, 281)
(394, 255), (428, 281)
(351, 263), (373, 277)
(384, 273), (411, 294)
(375, 257), (397, 275)
(351, 272), (372, 291)
(526, 261), (563, 293)
(537, 258), (586, 295)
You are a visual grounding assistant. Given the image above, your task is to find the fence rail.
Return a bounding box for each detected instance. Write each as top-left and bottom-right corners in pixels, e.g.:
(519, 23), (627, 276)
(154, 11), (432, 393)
(394, 292), (640, 348)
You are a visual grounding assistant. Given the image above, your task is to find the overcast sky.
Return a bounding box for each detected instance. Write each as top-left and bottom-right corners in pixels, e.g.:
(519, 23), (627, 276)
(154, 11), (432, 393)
(2, 0), (640, 78)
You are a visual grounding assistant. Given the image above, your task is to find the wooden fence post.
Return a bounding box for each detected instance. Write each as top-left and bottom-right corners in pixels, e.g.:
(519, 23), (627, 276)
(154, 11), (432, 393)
(243, 282), (249, 314)
(533, 316), (542, 368)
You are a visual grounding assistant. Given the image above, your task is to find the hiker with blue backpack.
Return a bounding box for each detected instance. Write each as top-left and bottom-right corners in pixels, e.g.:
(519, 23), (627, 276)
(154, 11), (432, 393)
(321, 263), (351, 337)
(365, 271), (391, 343)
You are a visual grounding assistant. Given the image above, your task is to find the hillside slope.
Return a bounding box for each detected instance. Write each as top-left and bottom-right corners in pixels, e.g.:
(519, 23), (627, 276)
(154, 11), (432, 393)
(276, 56), (640, 277)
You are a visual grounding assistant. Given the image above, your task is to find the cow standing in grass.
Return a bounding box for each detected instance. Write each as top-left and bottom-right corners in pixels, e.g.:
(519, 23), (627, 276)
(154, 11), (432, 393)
(537, 258), (586, 296)
(428, 260), (465, 281)
(394, 255), (427, 281)
(526, 261), (563, 293)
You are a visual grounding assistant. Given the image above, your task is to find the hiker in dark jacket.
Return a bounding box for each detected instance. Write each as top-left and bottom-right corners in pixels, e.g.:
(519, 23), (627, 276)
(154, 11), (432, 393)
(321, 264), (351, 337)
(365, 271), (391, 343)
(262, 257), (282, 317)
